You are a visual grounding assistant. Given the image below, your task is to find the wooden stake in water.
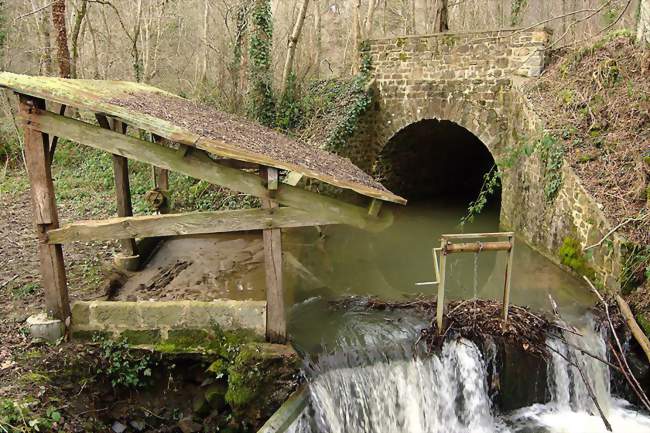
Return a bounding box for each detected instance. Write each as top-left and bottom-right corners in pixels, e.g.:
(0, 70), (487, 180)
(502, 235), (515, 322)
(436, 239), (447, 332)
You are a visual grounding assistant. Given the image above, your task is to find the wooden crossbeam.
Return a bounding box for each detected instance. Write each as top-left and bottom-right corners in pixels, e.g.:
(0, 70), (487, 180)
(46, 207), (340, 244)
(22, 109), (393, 232)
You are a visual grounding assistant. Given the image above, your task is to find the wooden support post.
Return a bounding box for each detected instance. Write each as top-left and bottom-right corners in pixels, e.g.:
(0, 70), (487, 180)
(502, 235), (515, 322)
(19, 95), (70, 321)
(151, 134), (170, 214)
(110, 119), (138, 260)
(436, 238), (447, 333)
(368, 198), (382, 217)
(151, 134), (170, 190)
(261, 166), (286, 343)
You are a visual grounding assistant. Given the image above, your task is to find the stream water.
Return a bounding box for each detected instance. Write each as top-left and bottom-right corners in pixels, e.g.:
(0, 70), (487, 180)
(282, 203), (650, 433)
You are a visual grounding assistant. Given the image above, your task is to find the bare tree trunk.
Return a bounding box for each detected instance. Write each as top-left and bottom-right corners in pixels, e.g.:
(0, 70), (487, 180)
(282, 0), (310, 93)
(433, 0), (449, 32)
(70, 0), (88, 78)
(30, 0), (53, 75)
(201, 0), (209, 83)
(132, 0), (143, 82)
(85, 12), (100, 78)
(352, 0), (362, 73)
(51, 0), (72, 78)
(313, 0), (322, 78)
(639, 0), (650, 44)
(365, 0), (378, 38)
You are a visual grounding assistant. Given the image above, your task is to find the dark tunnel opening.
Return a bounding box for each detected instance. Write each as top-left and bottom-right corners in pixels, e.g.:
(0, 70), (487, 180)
(376, 119), (500, 209)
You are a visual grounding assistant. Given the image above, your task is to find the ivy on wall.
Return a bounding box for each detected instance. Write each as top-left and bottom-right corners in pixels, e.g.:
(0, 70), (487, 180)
(322, 41), (374, 154)
(537, 133), (564, 202)
(247, 0), (275, 127)
(510, 0), (528, 26)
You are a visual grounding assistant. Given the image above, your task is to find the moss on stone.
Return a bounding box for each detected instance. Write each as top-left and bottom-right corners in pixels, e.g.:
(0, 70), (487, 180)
(18, 371), (51, 385)
(558, 236), (597, 280)
(71, 329), (111, 342)
(441, 34), (457, 47)
(225, 343), (299, 416)
(206, 358), (228, 378)
(399, 52), (409, 62)
(121, 329), (161, 345)
(637, 314), (650, 337)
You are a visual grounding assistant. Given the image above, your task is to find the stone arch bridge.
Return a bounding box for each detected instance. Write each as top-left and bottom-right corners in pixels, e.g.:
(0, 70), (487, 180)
(346, 28), (625, 290)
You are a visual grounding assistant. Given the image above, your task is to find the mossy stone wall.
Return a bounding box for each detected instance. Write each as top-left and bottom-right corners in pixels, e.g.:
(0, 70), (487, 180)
(345, 28), (626, 291)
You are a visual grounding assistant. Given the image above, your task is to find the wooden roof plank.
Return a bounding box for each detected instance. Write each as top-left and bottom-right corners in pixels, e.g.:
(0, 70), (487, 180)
(0, 72), (406, 205)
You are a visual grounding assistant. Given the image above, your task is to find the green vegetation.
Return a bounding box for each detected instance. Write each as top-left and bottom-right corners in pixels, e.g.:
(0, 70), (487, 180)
(620, 243), (650, 295)
(247, 0), (275, 126)
(510, 0), (528, 26)
(94, 336), (156, 389)
(558, 237), (597, 280)
(0, 399), (62, 432)
(460, 165), (501, 227)
(537, 133), (564, 202)
(11, 282), (39, 299)
(321, 42), (374, 154)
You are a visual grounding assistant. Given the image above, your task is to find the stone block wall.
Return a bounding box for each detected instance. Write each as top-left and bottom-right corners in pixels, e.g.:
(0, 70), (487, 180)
(367, 28), (551, 83)
(70, 300), (267, 343)
(501, 86), (625, 290)
(343, 26), (625, 291)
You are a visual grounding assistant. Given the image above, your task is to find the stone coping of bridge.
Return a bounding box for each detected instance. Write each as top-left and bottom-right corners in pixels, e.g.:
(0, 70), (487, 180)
(70, 300), (267, 344)
(364, 26), (552, 43)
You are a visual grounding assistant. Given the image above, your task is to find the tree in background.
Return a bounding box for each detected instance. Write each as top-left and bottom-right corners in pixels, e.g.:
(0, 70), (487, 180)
(434, 0), (449, 32)
(282, 0), (310, 94)
(510, 0), (528, 27)
(51, 0), (71, 77)
(69, 0), (88, 79)
(639, 0), (650, 44)
(248, 0), (275, 126)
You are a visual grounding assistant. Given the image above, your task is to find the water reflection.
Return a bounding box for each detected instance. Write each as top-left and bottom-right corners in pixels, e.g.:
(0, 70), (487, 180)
(286, 202), (593, 352)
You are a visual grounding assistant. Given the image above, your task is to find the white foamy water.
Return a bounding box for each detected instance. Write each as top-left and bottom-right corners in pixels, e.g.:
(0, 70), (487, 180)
(510, 322), (650, 433)
(287, 320), (650, 433)
(308, 338), (508, 433)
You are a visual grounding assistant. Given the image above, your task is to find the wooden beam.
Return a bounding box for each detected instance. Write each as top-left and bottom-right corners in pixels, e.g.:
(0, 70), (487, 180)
(283, 171), (303, 186)
(104, 118), (137, 257)
(368, 199), (382, 217)
(261, 167), (286, 343)
(445, 241), (512, 254)
(18, 95), (70, 321)
(46, 207), (341, 243)
(215, 158), (260, 170)
(22, 110), (393, 232)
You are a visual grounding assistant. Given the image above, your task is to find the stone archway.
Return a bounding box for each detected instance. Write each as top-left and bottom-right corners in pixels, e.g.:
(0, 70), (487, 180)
(375, 118), (496, 201)
(369, 99), (506, 203)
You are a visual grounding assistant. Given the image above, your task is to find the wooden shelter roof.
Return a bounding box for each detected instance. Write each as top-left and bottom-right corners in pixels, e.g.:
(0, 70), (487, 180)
(0, 72), (405, 204)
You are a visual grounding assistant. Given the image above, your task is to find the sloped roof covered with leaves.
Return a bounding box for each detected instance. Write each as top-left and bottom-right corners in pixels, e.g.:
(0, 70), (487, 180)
(0, 72), (405, 204)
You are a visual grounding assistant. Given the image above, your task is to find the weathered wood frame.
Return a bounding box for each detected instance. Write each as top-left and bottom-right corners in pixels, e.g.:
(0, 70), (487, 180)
(16, 94), (393, 343)
(434, 232), (515, 332)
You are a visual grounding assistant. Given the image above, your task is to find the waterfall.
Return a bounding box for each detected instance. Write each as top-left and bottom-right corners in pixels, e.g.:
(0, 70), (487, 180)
(285, 317), (650, 433)
(304, 338), (509, 433)
(512, 320), (650, 433)
(546, 322), (611, 414)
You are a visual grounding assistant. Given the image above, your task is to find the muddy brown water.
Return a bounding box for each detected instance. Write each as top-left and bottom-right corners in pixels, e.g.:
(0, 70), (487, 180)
(285, 201), (592, 352)
(115, 201), (593, 353)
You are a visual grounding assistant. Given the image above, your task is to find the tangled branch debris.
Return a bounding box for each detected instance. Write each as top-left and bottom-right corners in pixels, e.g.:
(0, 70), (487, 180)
(332, 297), (552, 358)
